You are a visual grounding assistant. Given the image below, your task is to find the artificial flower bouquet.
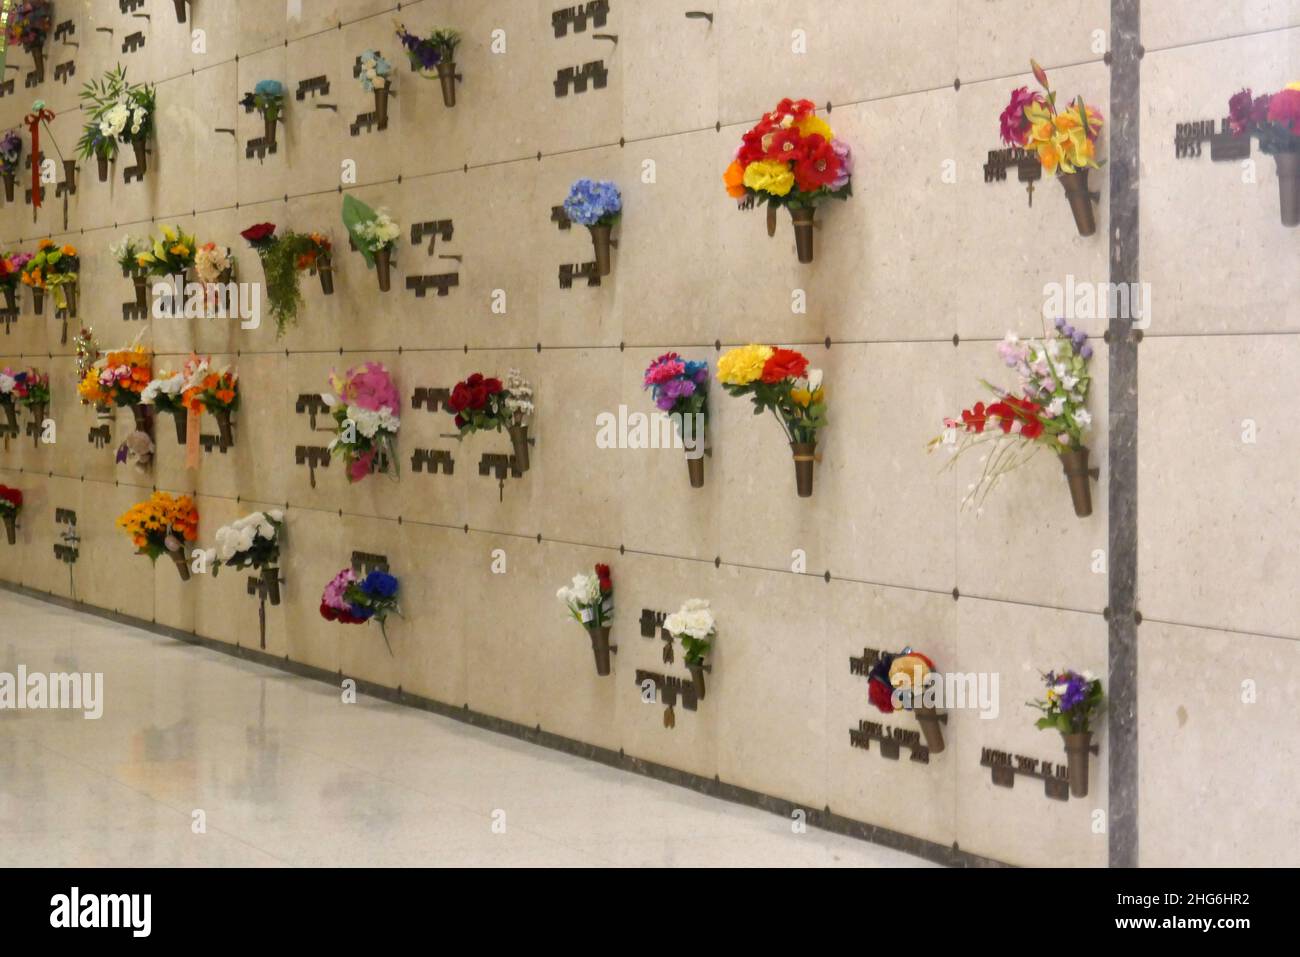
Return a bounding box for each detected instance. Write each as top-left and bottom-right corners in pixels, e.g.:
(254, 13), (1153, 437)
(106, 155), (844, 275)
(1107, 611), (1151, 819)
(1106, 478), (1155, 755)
(136, 225), (197, 294)
(239, 223), (322, 335)
(357, 50), (394, 128)
(74, 327), (101, 406)
(78, 66), (155, 178)
(865, 647), (946, 754)
(241, 80), (285, 148)
(78, 344), (155, 466)
(342, 196), (400, 291)
(116, 492), (199, 581)
(11, 367), (48, 446)
(297, 232), (335, 295)
(1228, 82), (1300, 226)
(395, 23), (461, 107)
(194, 242), (236, 315)
(562, 179), (622, 276)
(184, 362), (240, 452)
(664, 598), (715, 699)
(321, 566), (401, 655)
(644, 352), (709, 488)
(323, 362), (401, 482)
(110, 236), (150, 308)
(1029, 668), (1104, 798)
(7, 1), (53, 78)
(0, 252), (31, 310)
(140, 357), (200, 445)
(999, 60), (1105, 236)
(503, 369), (534, 471)
(933, 322), (1096, 517)
(0, 485), (22, 544)
(448, 372), (507, 436)
(204, 509), (284, 605)
(21, 239), (79, 323)
(723, 97), (853, 263)
(557, 564), (615, 676)
(0, 129), (21, 201)
(0, 367), (22, 432)
(719, 344), (826, 498)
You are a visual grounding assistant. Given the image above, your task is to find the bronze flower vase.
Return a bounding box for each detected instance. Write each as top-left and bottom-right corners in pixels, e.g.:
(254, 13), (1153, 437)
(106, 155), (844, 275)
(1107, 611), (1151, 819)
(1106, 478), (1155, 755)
(790, 442), (816, 498)
(262, 564), (282, 606)
(132, 138), (148, 176)
(436, 61), (458, 108)
(587, 224), (613, 276)
(374, 247), (392, 292)
(170, 549), (191, 582)
(317, 255), (334, 295)
(1059, 169), (1098, 237)
(508, 423), (530, 472)
(374, 88), (390, 130)
(0, 398), (16, 433)
(588, 624), (612, 676)
(789, 206), (816, 263)
(133, 273), (149, 308)
(1060, 446), (1097, 518)
(687, 661), (708, 700)
(32, 286), (44, 314)
(131, 403), (153, 436)
(2, 172), (14, 202)
(215, 408), (235, 452)
(2, 285), (15, 310)
(30, 46), (45, 84)
(97, 153), (111, 182)
(2, 511), (15, 545)
(263, 111), (278, 149)
(1063, 731), (1095, 798)
(173, 0), (188, 23)
(914, 707), (946, 754)
(766, 202), (778, 237)
(170, 408), (187, 445)
(1276, 151), (1299, 228)
(29, 402), (46, 447)
(686, 453), (705, 489)
(62, 159), (77, 194)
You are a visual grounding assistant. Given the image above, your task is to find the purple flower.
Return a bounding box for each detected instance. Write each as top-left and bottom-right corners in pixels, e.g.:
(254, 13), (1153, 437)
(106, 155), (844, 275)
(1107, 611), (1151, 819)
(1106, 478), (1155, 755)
(1072, 330), (1088, 348)
(1081, 344), (1094, 360)
(829, 139), (854, 191)
(661, 378), (696, 402)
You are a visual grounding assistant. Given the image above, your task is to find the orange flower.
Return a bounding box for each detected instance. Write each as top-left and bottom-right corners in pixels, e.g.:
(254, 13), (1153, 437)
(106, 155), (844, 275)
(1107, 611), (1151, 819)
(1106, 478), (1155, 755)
(215, 389), (236, 404)
(723, 160), (746, 199)
(61, 245), (77, 257)
(38, 239), (54, 250)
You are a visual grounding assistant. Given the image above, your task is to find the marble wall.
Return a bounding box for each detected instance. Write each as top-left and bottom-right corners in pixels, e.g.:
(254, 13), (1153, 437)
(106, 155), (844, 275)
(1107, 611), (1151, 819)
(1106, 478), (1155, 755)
(0, 0), (1295, 867)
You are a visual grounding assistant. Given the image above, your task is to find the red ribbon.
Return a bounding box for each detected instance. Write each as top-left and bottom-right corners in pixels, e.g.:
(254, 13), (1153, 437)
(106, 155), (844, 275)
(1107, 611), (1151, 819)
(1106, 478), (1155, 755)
(23, 108), (55, 209)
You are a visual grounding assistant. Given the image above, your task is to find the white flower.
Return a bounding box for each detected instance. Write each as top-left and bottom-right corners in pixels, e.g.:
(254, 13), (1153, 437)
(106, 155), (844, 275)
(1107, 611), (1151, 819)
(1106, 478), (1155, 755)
(1074, 409), (1093, 430)
(666, 598), (715, 640)
(1061, 375), (1079, 390)
(0, 373), (15, 395)
(267, 509), (284, 522)
(806, 368), (823, 392)
(1057, 433), (1072, 445)
(1045, 397), (1066, 418)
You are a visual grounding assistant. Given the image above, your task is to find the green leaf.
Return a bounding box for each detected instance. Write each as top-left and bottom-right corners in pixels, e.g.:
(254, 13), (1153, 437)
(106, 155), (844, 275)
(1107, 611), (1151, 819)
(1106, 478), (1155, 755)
(342, 194), (378, 268)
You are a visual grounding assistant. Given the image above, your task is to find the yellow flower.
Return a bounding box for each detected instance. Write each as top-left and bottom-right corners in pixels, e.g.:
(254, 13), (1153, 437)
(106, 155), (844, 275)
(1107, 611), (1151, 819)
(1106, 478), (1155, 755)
(795, 114), (834, 142)
(161, 225), (177, 242)
(170, 244), (190, 257)
(790, 386), (824, 408)
(718, 344), (774, 386)
(1286, 82), (1300, 91)
(742, 159), (794, 197)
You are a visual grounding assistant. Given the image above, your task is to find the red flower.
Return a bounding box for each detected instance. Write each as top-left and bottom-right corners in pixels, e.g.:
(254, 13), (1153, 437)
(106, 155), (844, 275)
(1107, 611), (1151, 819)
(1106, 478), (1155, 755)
(867, 677), (895, 714)
(986, 401), (1016, 434)
(1267, 88), (1300, 128)
(240, 223), (277, 243)
(454, 414), (466, 429)
(0, 486), (22, 508)
(320, 602), (339, 621)
(482, 377), (503, 395)
(793, 134), (841, 192)
(737, 127), (770, 165)
(765, 127), (807, 163)
(595, 563), (612, 594)
(773, 98), (816, 120)
(960, 402), (988, 434)
(448, 383), (471, 413)
(761, 348), (809, 384)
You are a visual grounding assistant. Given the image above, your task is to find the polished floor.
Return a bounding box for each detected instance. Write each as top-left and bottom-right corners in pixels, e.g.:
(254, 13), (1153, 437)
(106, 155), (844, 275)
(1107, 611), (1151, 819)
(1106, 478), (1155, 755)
(0, 592), (931, 867)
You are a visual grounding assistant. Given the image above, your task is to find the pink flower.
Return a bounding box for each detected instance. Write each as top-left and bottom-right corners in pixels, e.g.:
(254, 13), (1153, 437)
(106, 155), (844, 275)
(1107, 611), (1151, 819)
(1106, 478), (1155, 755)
(322, 567), (357, 610)
(1267, 88), (1300, 130)
(1000, 87), (1044, 146)
(348, 449), (375, 483)
(644, 353), (686, 387)
(830, 139), (854, 190)
(334, 362), (399, 413)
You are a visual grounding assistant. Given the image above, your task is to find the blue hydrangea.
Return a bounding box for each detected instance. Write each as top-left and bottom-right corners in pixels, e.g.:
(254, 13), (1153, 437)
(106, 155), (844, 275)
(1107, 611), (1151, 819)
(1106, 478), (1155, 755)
(563, 179), (622, 227)
(254, 79), (284, 98)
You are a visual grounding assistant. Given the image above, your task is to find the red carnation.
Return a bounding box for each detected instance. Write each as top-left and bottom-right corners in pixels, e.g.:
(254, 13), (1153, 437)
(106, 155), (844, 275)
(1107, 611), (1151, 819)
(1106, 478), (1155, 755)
(320, 602), (339, 621)
(595, 563), (612, 594)
(761, 348), (809, 384)
(1267, 88), (1300, 128)
(0, 486), (22, 509)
